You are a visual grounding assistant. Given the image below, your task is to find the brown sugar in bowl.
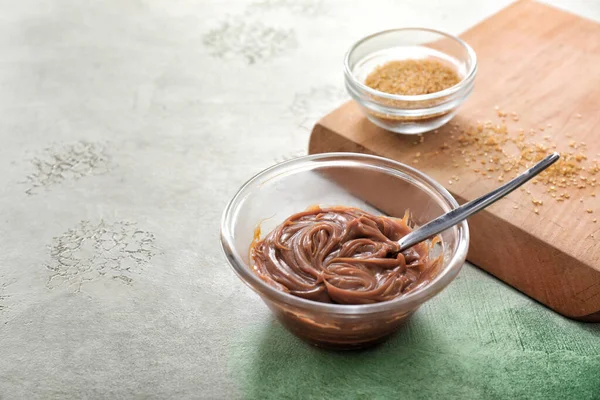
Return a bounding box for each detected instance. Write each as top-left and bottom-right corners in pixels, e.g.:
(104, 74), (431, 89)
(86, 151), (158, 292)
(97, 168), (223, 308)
(344, 28), (477, 135)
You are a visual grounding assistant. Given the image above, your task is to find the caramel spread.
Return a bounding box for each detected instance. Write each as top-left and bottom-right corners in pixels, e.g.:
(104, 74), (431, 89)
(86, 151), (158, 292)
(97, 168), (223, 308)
(250, 206), (439, 305)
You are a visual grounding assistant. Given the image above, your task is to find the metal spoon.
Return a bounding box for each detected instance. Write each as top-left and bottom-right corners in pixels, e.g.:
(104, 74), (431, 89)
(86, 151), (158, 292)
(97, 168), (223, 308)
(397, 152), (560, 252)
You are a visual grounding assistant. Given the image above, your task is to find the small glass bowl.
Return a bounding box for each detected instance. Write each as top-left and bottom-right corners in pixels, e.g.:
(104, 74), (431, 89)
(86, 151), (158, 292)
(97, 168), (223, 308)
(344, 28), (477, 135)
(220, 153), (469, 350)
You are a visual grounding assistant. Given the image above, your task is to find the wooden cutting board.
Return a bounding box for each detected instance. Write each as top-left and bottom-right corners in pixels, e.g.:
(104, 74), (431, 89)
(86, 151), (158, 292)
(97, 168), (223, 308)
(309, 0), (600, 321)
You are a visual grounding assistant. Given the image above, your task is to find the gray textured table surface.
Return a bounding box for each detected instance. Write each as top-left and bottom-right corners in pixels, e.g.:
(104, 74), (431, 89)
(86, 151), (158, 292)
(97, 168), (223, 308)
(1, 1), (600, 399)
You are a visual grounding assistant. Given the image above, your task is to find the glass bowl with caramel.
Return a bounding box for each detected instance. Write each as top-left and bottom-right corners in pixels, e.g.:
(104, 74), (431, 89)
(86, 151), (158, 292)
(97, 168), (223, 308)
(220, 153), (469, 350)
(344, 28), (477, 134)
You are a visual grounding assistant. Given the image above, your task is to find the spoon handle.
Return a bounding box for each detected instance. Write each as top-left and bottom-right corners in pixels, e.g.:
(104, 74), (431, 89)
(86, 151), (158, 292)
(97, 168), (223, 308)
(397, 152), (560, 252)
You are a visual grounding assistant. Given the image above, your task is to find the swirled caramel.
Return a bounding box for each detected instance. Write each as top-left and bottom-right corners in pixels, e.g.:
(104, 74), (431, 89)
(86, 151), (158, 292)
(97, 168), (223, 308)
(250, 206), (439, 305)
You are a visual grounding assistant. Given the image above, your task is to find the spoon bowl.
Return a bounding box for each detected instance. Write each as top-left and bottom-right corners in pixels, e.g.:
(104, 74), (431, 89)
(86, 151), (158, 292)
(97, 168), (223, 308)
(221, 152), (468, 349)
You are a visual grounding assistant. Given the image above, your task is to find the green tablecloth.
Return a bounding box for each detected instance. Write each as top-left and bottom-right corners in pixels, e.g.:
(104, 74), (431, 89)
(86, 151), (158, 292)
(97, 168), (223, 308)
(232, 265), (600, 399)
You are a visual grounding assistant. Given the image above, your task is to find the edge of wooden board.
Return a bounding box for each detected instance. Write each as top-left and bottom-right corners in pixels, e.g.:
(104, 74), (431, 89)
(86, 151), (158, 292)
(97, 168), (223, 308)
(309, 115), (600, 322)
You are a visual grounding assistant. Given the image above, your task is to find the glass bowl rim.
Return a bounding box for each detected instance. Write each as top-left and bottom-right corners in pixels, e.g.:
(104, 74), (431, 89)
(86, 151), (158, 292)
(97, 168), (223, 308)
(220, 152), (470, 315)
(343, 27), (478, 102)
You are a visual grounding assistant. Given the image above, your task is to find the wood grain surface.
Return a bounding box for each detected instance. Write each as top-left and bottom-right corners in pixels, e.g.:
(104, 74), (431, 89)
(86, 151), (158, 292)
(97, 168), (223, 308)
(309, 0), (600, 321)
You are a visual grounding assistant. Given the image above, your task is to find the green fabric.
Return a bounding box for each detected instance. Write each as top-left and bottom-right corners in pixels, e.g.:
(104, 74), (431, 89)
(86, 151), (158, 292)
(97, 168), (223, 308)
(230, 265), (600, 399)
